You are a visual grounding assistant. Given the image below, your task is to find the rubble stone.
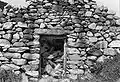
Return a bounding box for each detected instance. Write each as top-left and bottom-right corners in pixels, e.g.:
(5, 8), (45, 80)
(89, 37), (98, 43)
(109, 40), (120, 47)
(88, 23), (96, 29)
(3, 53), (21, 58)
(66, 48), (80, 54)
(95, 41), (108, 49)
(103, 48), (116, 56)
(2, 34), (12, 40)
(28, 59), (39, 65)
(0, 39), (11, 48)
(25, 71), (39, 77)
(0, 0), (119, 79)
(69, 54), (81, 61)
(2, 22), (13, 29)
(21, 64), (38, 71)
(12, 58), (27, 65)
(13, 33), (20, 39)
(22, 53), (39, 59)
(0, 57), (9, 61)
(0, 64), (20, 70)
(13, 42), (25, 47)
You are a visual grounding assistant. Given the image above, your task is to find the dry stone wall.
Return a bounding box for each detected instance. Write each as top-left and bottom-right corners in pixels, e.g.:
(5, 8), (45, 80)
(0, 0), (120, 81)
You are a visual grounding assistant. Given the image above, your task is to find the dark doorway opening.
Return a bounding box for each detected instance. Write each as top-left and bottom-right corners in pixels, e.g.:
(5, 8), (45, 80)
(39, 35), (66, 77)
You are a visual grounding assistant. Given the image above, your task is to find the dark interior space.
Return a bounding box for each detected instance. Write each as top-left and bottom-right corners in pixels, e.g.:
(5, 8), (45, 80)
(40, 35), (65, 74)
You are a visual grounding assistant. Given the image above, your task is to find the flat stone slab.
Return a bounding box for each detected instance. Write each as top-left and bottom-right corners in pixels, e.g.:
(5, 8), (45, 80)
(34, 29), (66, 35)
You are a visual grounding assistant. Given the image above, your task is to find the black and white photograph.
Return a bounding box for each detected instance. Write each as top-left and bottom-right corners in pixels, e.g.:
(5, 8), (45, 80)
(0, 0), (120, 82)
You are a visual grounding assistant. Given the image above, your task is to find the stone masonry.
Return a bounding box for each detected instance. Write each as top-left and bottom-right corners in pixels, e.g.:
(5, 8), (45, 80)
(0, 0), (120, 81)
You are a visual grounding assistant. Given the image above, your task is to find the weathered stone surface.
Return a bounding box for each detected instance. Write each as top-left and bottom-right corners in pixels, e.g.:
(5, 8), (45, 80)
(85, 11), (92, 17)
(95, 41), (108, 49)
(45, 64), (53, 74)
(25, 71), (39, 77)
(0, 0), (120, 79)
(66, 48), (80, 54)
(0, 57), (9, 61)
(2, 22), (13, 29)
(116, 19), (120, 25)
(68, 74), (77, 80)
(87, 48), (102, 56)
(88, 37), (98, 42)
(15, 28), (22, 32)
(34, 19), (44, 24)
(2, 34), (12, 40)
(12, 58), (27, 65)
(107, 15), (113, 19)
(88, 23), (96, 29)
(8, 47), (29, 52)
(3, 53), (21, 58)
(40, 23), (46, 28)
(67, 61), (81, 64)
(22, 53), (39, 59)
(69, 54), (81, 61)
(0, 39), (11, 48)
(45, 18), (51, 22)
(116, 34), (120, 39)
(34, 29), (65, 35)
(19, 32), (24, 38)
(0, 31), (5, 34)
(68, 0), (74, 4)
(69, 69), (84, 74)
(29, 78), (38, 82)
(15, 22), (27, 28)
(0, 52), (3, 56)
(96, 55), (108, 62)
(0, 64), (20, 70)
(23, 29), (33, 34)
(96, 26), (103, 30)
(103, 48), (116, 56)
(67, 41), (88, 48)
(13, 33), (20, 39)
(87, 56), (97, 60)
(109, 40), (120, 47)
(13, 42), (25, 47)
(23, 34), (33, 40)
(21, 64), (38, 71)
(85, 60), (93, 66)
(28, 59), (39, 65)
(86, 31), (93, 36)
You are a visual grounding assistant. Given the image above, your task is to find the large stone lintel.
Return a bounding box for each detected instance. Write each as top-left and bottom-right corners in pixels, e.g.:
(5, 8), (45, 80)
(34, 29), (66, 35)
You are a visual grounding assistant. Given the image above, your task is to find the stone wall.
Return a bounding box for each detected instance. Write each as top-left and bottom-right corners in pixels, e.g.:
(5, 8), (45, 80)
(0, 0), (120, 81)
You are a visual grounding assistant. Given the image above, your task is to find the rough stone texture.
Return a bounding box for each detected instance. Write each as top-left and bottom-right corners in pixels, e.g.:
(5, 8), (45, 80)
(2, 22), (13, 29)
(103, 48), (116, 56)
(12, 59), (27, 65)
(0, 39), (11, 48)
(0, 0), (120, 81)
(25, 71), (39, 77)
(34, 29), (66, 35)
(21, 64), (38, 71)
(66, 48), (80, 54)
(22, 53), (39, 60)
(3, 53), (21, 58)
(109, 40), (120, 47)
(1, 64), (20, 70)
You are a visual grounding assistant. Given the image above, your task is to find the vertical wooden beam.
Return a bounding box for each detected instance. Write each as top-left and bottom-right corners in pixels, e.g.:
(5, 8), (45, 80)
(63, 39), (67, 78)
(38, 35), (42, 81)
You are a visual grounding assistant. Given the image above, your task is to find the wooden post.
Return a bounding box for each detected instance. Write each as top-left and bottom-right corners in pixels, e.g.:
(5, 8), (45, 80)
(63, 39), (67, 78)
(38, 36), (42, 81)
(38, 52), (42, 79)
